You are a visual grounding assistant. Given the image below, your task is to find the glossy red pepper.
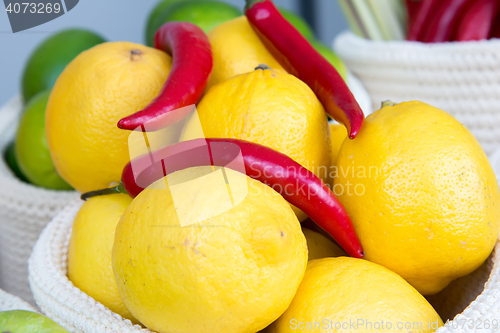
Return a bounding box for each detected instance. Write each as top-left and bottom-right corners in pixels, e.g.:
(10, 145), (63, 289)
(244, 0), (364, 139)
(454, 0), (499, 41)
(406, 0), (439, 41)
(117, 22), (213, 131)
(82, 138), (364, 258)
(420, 0), (472, 43)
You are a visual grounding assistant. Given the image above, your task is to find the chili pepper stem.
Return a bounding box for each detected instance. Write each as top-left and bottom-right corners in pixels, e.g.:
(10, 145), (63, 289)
(245, 0), (265, 10)
(80, 182), (127, 201)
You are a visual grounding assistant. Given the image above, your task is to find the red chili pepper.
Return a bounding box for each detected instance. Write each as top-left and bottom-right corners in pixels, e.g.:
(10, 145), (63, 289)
(81, 138), (364, 258)
(244, 0), (364, 139)
(454, 0), (499, 41)
(420, 0), (472, 43)
(117, 22), (213, 131)
(406, 0), (439, 41)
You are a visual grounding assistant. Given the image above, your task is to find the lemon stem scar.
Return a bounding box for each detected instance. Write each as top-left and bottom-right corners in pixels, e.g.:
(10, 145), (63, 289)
(80, 182), (127, 201)
(381, 100), (397, 108)
(255, 63), (271, 71)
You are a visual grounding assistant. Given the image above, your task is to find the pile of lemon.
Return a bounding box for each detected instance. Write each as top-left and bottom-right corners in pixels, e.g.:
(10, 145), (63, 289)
(17, 0), (500, 332)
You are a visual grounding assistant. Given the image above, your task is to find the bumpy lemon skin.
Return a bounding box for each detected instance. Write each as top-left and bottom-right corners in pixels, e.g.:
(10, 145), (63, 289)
(181, 68), (331, 221)
(335, 101), (500, 295)
(68, 193), (135, 322)
(46, 42), (172, 193)
(207, 16), (284, 89)
(302, 227), (346, 260)
(112, 167), (308, 333)
(269, 257), (443, 333)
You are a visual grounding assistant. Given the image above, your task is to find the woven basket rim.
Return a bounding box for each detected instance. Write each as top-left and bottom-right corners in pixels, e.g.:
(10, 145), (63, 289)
(0, 287), (37, 312)
(335, 31), (500, 51)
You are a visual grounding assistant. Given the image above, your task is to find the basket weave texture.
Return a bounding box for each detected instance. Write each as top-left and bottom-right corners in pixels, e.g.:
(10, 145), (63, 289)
(0, 96), (78, 305)
(0, 287), (36, 312)
(334, 32), (500, 156)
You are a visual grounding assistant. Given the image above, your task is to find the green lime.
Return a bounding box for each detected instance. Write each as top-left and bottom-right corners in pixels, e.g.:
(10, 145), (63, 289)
(310, 40), (348, 82)
(22, 29), (106, 103)
(145, 0), (241, 46)
(278, 7), (315, 40)
(15, 90), (72, 190)
(145, 0), (188, 46)
(3, 142), (29, 183)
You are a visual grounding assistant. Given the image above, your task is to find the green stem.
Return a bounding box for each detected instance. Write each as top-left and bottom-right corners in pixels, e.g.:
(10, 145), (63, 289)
(255, 63), (271, 70)
(245, 0), (266, 11)
(381, 100), (397, 108)
(80, 182), (127, 201)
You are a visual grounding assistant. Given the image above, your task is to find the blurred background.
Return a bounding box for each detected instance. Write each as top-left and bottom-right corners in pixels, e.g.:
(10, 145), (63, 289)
(0, 0), (348, 105)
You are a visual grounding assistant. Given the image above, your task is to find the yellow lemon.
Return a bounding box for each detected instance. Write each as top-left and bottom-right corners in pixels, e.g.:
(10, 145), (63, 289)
(207, 16), (284, 89)
(112, 166), (308, 333)
(329, 123), (347, 167)
(335, 101), (500, 295)
(268, 257), (443, 333)
(302, 227), (346, 261)
(68, 193), (134, 321)
(46, 42), (172, 193)
(181, 67), (331, 221)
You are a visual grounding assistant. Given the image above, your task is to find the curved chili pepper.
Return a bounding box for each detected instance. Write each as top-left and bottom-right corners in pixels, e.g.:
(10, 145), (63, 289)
(420, 0), (472, 43)
(117, 22), (213, 131)
(82, 138), (364, 258)
(244, 0), (364, 139)
(454, 0), (499, 41)
(406, 0), (439, 41)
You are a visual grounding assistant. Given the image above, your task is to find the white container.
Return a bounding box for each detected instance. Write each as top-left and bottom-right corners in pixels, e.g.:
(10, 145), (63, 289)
(0, 96), (78, 305)
(0, 287), (36, 312)
(29, 200), (151, 333)
(28, 153), (500, 333)
(334, 32), (500, 156)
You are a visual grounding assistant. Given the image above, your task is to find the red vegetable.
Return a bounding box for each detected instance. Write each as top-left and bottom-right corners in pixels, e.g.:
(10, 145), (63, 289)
(454, 0), (499, 41)
(82, 138), (364, 258)
(420, 0), (472, 43)
(406, 0), (439, 41)
(117, 22), (213, 131)
(244, 0), (364, 139)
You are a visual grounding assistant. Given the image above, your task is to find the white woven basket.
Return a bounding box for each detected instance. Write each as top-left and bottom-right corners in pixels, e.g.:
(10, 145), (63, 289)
(0, 287), (37, 312)
(28, 199), (151, 333)
(28, 150), (500, 333)
(334, 32), (500, 156)
(0, 96), (78, 305)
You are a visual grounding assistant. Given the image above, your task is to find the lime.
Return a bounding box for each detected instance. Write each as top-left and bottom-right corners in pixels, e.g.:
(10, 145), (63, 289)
(145, 0), (187, 46)
(278, 7), (315, 40)
(15, 90), (72, 190)
(22, 29), (105, 103)
(145, 0), (241, 46)
(3, 142), (29, 183)
(310, 40), (348, 82)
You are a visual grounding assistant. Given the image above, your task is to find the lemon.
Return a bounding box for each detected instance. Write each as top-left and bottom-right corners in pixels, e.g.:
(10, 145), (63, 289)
(68, 193), (135, 321)
(207, 16), (284, 89)
(329, 123), (347, 167)
(268, 257), (443, 332)
(15, 90), (72, 190)
(113, 166), (308, 333)
(335, 101), (500, 295)
(46, 42), (172, 193)
(302, 227), (346, 261)
(181, 67), (331, 221)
